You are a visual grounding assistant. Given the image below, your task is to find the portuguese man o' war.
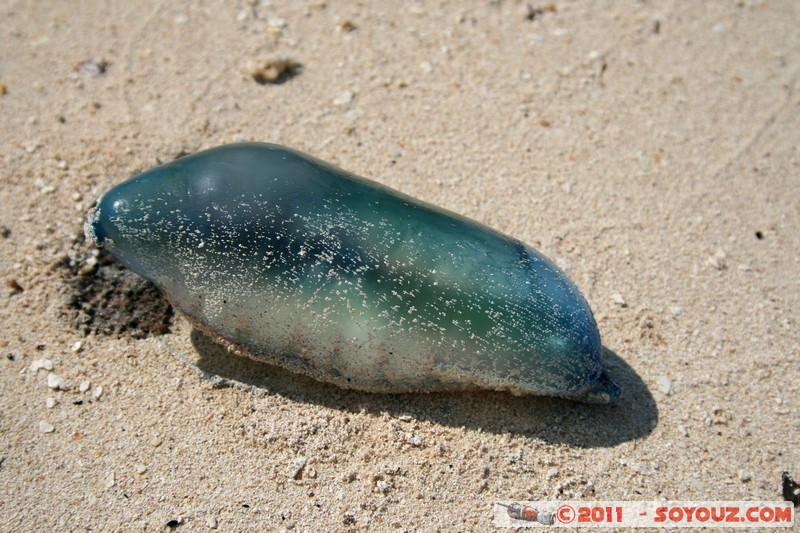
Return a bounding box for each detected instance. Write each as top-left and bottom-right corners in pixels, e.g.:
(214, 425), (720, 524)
(85, 143), (620, 403)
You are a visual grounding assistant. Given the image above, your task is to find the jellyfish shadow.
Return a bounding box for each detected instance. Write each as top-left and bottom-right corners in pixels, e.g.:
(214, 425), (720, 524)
(190, 329), (657, 448)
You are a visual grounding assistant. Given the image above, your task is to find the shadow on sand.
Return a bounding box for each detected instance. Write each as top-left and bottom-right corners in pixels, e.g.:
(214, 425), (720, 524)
(189, 329), (657, 448)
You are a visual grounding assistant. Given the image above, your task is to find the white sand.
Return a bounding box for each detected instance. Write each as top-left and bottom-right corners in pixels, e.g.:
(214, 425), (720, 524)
(1, 1), (798, 529)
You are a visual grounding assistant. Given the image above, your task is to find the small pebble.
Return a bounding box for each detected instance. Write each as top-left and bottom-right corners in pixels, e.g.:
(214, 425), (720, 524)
(250, 57), (301, 84)
(267, 16), (287, 30)
(149, 436), (162, 448)
(78, 255), (98, 276)
(45, 397), (56, 408)
(670, 306), (682, 317)
(287, 456), (307, 479)
(47, 373), (66, 390)
(738, 470), (751, 483)
(656, 376), (672, 395)
(376, 480), (391, 493)
(611, 293), (627, 307)
(79, 380), (91, 393)
(104, 471), (115, 489)
(39, 420), (55, 433)
(30, 358), (53, 372)
(135, 464), (148, 474)
(5, 278), (24, 293)
(71, 341), (83, 352)
(546, 468), (559, 480)
(76, 59), (109, 76)
(206, 516), (218, 529)
(333, 90), (355, 106)
(706, 250), (728, 270)
(92, 385), (103, 399)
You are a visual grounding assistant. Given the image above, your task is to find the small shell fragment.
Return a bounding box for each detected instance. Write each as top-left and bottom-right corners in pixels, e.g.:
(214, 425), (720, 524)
(47, 373), (66, 390)
(250, 57), (302, 84)
(30, 359), (53, 372)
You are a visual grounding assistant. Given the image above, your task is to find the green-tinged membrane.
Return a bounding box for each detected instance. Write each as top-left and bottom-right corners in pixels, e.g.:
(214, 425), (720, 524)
(86, 143), (619, 403)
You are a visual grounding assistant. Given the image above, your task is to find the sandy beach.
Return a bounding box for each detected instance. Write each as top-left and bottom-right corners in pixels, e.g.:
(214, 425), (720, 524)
(1, 1), (799, 529)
